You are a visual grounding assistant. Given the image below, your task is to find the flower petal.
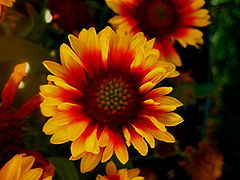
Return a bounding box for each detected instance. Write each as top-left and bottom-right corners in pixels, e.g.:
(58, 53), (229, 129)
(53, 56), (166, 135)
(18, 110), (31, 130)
(21, 156), (35, 175)
(154, 39), (182, 66)
(106, 161), (117, 175)
(1, 63), (27, 108)
(139, 81), (156, 94)
(80, 152), (102, 173)
(128, 168), (140, 178)
(101, 142), (114, 163)
(60, 43), (83, 68)
(20, 168), (43, 180)
(42, 119), (61, 135)
(43, 61), (67, 79)
(114, 133), (129, 164)
(15, 94), (42, 120)
(50, 128), (69, 144)
(105, 0), (121, 13)
(118, 169), (128, 179)
(0, 154), (22, 180)
(150, 130), (175, 143)
(84, 126), (100, 154)
(123, 127), (131, 147)
(71, 138), (85, 158)
(131, 133), (148, 156)
(144, 87), (173, 100)
(98, 128), (110, 147)
(157, 112), (184, 126)
(144, 115), (166, 132)
(67, 120), (90, 141)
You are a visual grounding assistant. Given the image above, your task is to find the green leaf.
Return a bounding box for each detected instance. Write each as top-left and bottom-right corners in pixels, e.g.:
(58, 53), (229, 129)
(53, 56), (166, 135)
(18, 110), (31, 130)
(48, 157), (80, 180)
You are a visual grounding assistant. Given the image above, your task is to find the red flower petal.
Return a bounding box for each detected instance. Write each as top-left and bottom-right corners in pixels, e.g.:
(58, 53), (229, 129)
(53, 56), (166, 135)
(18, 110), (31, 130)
(1, 63), (27, 108)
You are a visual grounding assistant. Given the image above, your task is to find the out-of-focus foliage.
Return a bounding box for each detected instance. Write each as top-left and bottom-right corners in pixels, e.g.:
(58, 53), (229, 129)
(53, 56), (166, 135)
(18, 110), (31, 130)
(210, 0), (240, 178)
(48, 157), (80, 180)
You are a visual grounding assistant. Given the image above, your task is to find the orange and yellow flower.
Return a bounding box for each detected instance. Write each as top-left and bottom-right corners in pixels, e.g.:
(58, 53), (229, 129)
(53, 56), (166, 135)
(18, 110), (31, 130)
(0, 154), (53, 180)
(106, 0), (211, 66)
(96, 161), (144, 180)
(0, 63), (42, 165)
(40, 26), (183, 173)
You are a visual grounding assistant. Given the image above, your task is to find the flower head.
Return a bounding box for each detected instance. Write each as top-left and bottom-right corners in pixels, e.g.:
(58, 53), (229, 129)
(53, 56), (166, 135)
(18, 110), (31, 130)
(97, 161), (143, 180)
(0, 153), (53, 180)
(106, 0), (211, 66)
(40, 27), (183, 172)
(0, 63), (42, 165)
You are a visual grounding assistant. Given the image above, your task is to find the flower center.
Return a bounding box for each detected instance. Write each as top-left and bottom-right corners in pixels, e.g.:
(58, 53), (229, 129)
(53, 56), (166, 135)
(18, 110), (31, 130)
(96, 79), (132, 114)
(136, 0), (178, 38)
(153, 3), (175, 24)
(83, 76), (142, 128)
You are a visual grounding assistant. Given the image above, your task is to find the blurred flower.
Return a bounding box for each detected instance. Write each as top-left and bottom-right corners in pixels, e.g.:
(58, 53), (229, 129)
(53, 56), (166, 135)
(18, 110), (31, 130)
(140, 168), (157, 180)
(182, 141), (223, 180)
(0, 2), (37, 37)
(0, 63), (42, 166)
(175, 70), (194, 83)
(0, 0), (15, 7)
(40, 26), (183, 173)
(0, 153), (53, 180)
(48, 0), (94, 34)
(172, 70), (196, 106)
(0, 0), (15, 17)
(96, 161), (143, 180)
(106, 0), (211, 66)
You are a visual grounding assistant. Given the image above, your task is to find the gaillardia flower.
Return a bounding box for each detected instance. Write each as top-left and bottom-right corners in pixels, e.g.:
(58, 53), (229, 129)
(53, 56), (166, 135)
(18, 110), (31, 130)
(96, 161), (143, 180)
(40, 27), (183, 172)
(0, 63), (42, 166)
(0, 154), (53, 180)
(106, 0), (211, 66)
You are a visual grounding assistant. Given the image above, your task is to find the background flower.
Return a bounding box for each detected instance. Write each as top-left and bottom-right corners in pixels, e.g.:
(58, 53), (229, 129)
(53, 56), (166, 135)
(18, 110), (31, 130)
(96, 161), (143, 180)
(0, 63), (42, 166)
(106, 0), (210, 66)
(48, 0), (94, 34)
(0, 153), (53, 180)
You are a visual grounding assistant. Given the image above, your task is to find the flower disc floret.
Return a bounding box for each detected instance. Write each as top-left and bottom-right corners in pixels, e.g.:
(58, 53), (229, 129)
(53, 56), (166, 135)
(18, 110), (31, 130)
(96, 79), (132, 113)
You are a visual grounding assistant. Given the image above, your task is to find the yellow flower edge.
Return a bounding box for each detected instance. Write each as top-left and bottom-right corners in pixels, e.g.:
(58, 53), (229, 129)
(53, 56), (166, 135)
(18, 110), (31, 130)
(0, 154), (52, 180)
